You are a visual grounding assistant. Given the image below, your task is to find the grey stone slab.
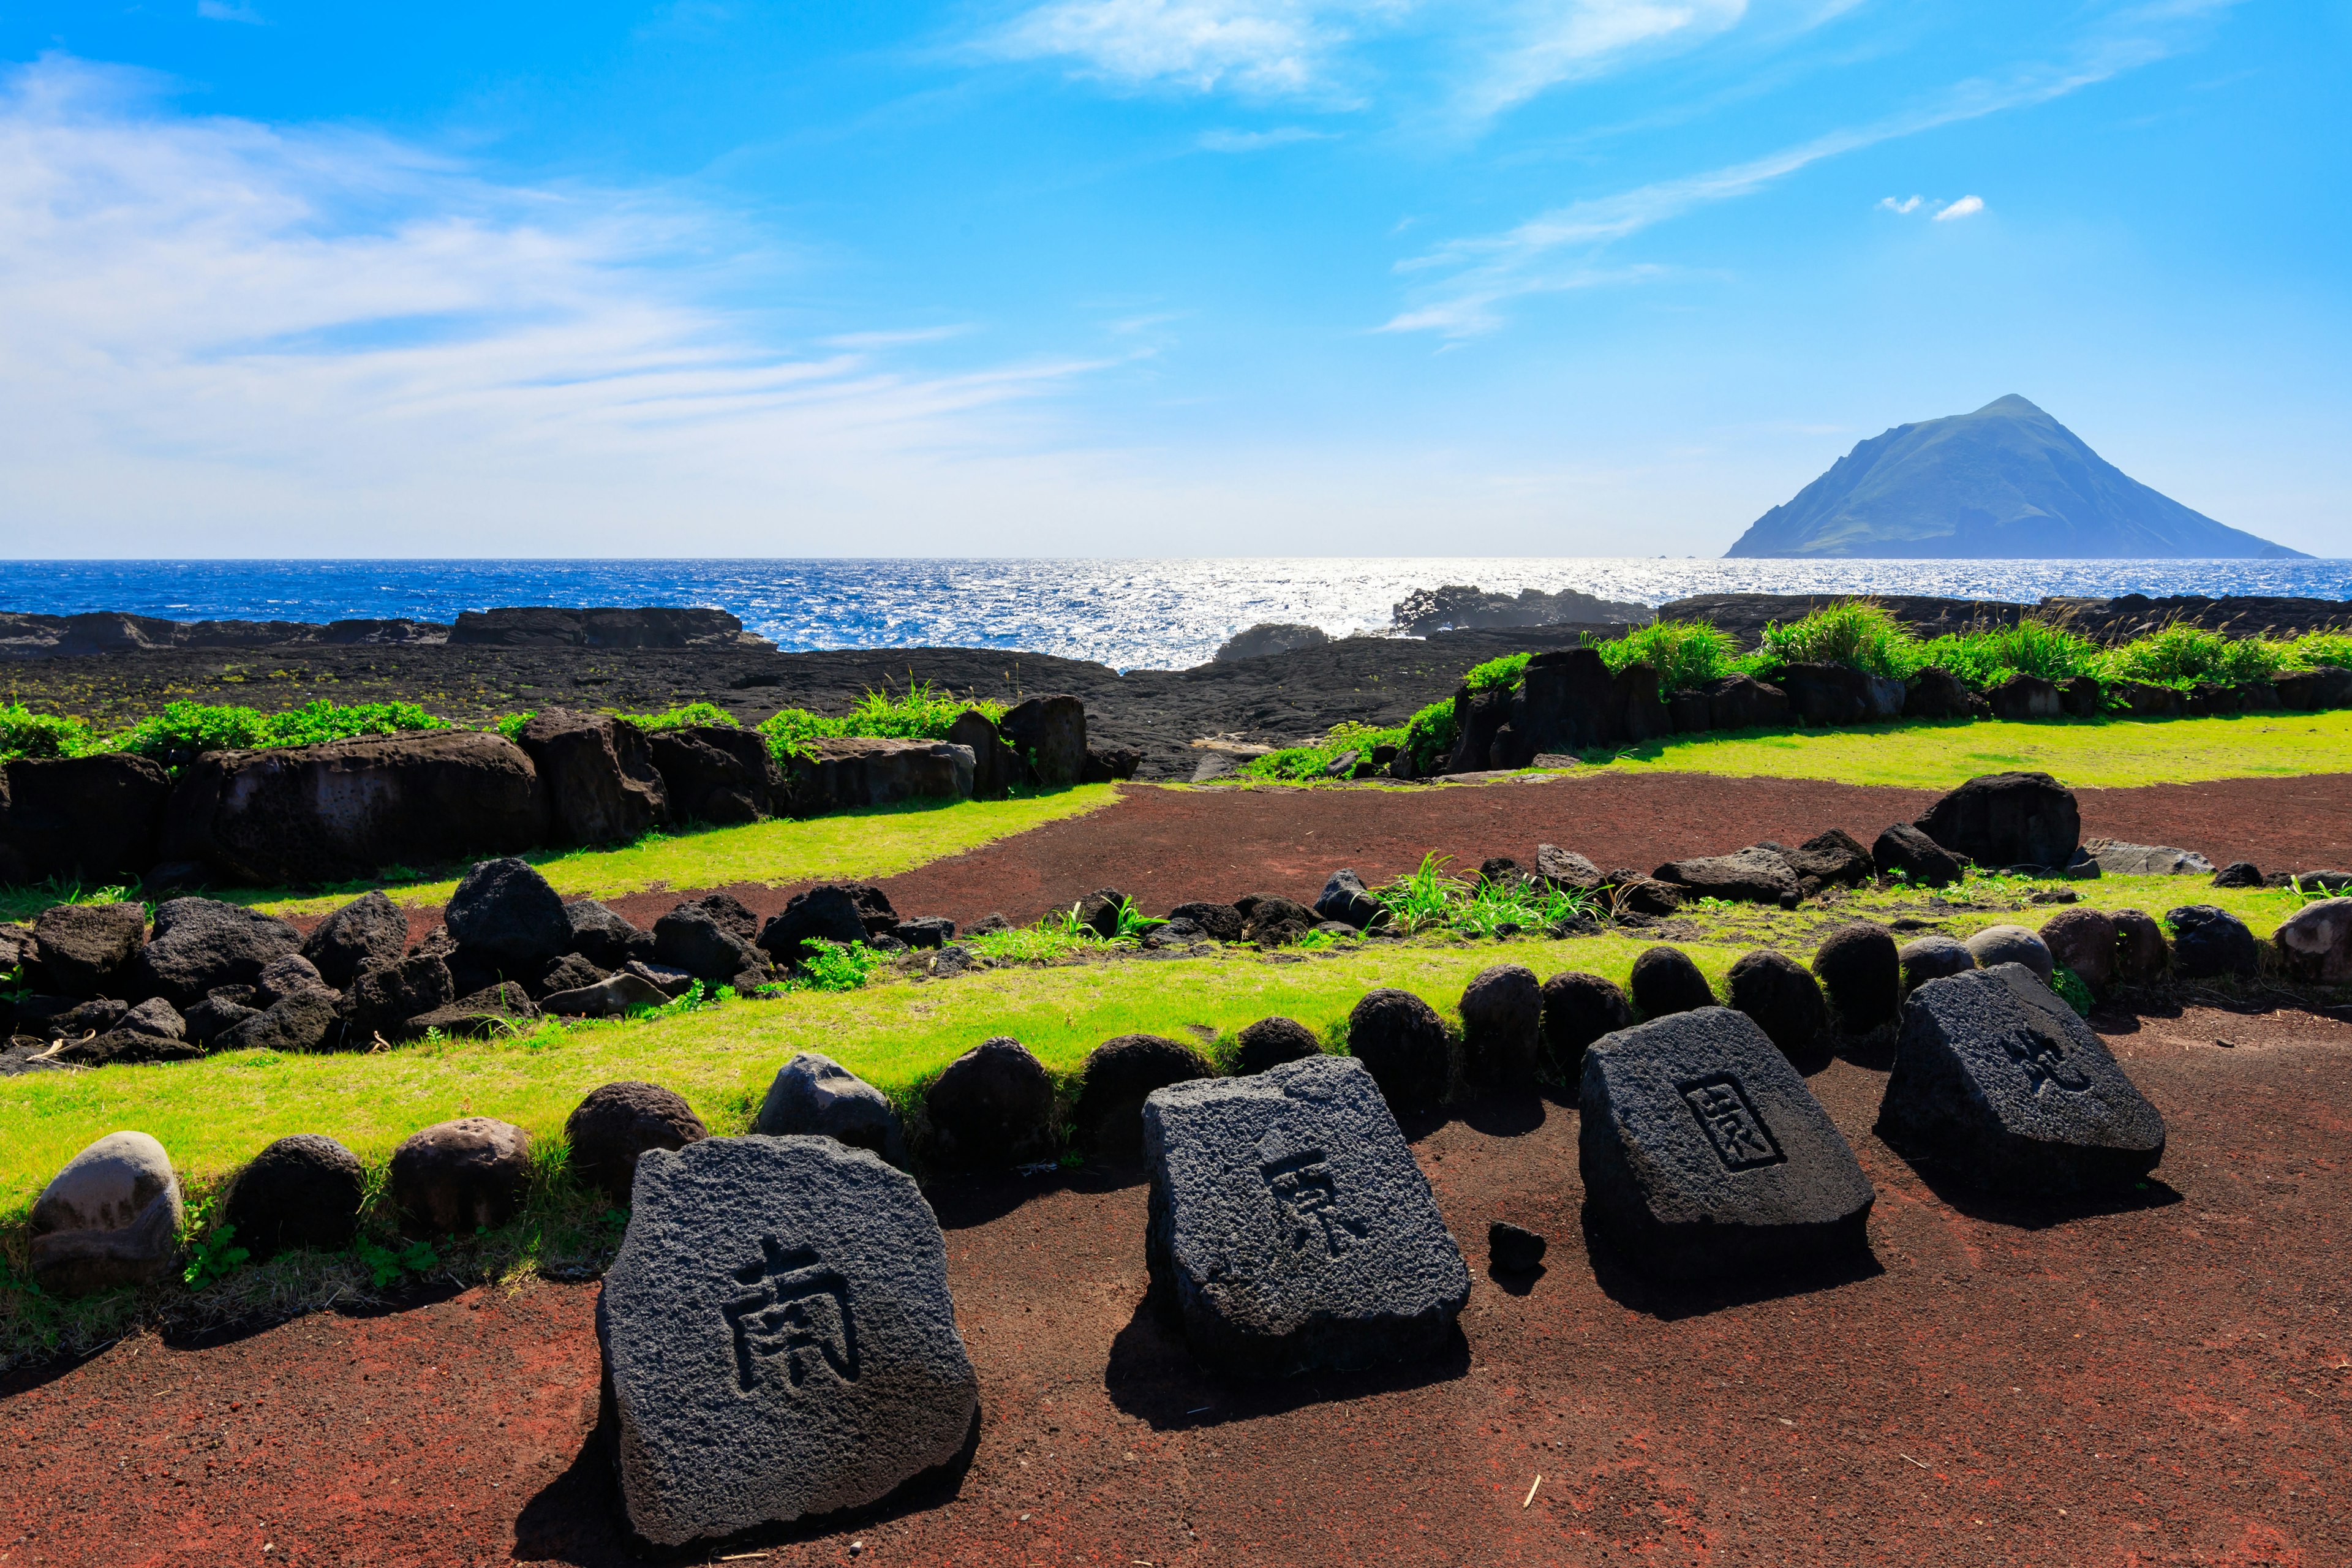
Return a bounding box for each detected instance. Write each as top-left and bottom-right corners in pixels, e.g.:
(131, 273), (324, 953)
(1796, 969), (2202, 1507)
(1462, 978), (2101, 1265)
(1142, 1055), (1469, 1378)
(2089, 840), (2214, 876)
(1877, 963), (2166, 1194)
(599, 1135), (977, 1548)
(1577, 1006), (1874, 1281)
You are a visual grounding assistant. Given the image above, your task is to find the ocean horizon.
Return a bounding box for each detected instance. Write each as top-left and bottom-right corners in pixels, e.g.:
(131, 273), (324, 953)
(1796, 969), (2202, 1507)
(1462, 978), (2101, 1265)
(6, 557), (2348, 672)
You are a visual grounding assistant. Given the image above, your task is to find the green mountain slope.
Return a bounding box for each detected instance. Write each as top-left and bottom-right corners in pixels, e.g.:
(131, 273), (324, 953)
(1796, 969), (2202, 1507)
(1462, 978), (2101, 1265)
(1725, 395), (2304, 559)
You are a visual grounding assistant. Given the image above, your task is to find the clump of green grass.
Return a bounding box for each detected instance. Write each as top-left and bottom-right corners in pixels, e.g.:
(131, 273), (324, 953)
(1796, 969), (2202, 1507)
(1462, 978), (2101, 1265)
(1917, 619), (2106, 688)
(2098, 623), (2291, 689)
(1369, 853), (1602, 937)
(1240, 720), (1407, 783)
(1401, 698), (1459, 773)
(1463, 652), (1532, 692)
(108, 699), (453, 767)
(1589, 619), (1740, 693)
(2283, 630), (2352, 670)
(618, 700), (739, 732)
(758, 681), (1008, 762)
(0, 704), (97, 763)
(1751, 600), (1920, 679)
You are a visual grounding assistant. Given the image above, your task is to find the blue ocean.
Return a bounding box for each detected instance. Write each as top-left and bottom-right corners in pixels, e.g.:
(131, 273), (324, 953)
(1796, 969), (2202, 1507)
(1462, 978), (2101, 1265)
(7, 559), (2348, 672)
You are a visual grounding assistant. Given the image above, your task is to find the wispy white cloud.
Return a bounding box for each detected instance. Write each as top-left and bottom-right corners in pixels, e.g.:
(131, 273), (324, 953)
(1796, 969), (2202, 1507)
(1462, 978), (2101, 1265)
(1877, 194), (1921, 213)
(1933, 192), (1983, 219)
(0, 57), (1119, 554)
(195, 0), (266, 22)
(1197, 124), (1335, 149)
(1455, 0), (1749, 120)
(986, 0), (1378, 97)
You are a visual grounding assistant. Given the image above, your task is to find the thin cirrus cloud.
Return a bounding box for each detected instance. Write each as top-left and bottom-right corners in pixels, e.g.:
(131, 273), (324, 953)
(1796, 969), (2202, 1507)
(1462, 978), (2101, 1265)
(1196, 124), (1335, 150)
(0, 56), (1113, 552)
(1384, 10), (2216, 337)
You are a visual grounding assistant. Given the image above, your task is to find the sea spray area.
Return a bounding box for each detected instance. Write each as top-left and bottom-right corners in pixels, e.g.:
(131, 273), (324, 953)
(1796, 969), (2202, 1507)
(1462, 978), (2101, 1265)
(10, 557), (2352, 671)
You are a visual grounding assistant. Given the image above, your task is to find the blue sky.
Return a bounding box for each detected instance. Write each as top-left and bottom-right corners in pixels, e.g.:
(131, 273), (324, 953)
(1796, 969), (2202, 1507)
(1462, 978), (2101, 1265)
(1, 0), (2344, 557)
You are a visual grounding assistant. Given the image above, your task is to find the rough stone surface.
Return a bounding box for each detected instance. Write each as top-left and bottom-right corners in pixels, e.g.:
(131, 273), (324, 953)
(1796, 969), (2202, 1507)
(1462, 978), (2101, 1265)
(654, 900), (769, 981)
(2276, 897), (2352, 985)
(948, 710), (1023, 800)
(1630, 945), (1714, 1019)
(516, 709), (668, 846)
(1651, 846), (1798, 906)
(184, 993), (261, 1045)
(1074, 1035), (1213, 1157)
(1539, 971), (1632, 1077)
(1458, 965), (1542, 1088)
(645, 725), (778, 824)
(789, 736), (974, 813)
(1872, 822), (1962, 888)
(923, 1037), (1058, 1169)
(543, 971), (668, 1019)
(1314, 869), (1382, 930)
(1142, 1055), (1469, 1377)
(120, 996), (187, 1041)
(1899, 936), (1975, 990)
(998, 694), (1088, 788)
(33, 902), (148, 998)
(1487, 1222), (1547, 1273)
(28, 1131), (185, 1297)
(214, 984), (340, 1054)
(758, 886), (872, 967)
(402, 982), (538, 1039)
(2090, 842), (2214, 876)
(2211, 861), (2264, 890)
(527, 951), (608, 1000)
(390, 1117), (532, 1235)
(598, 1135), (979, 1547)
(1878, 963), (2166, 1193)
(349, 954), (459, 1038)
(445, 858), (571, 970)
(2111, 908), (2169, 986)
(1578, 1008), (1874, 1281)
(300, 891), (410, 988)
(254, 952), (326, 1005)
(1785, 827), (1875, 894)
(1915, 771), (2081, 871)
(133, 898), (302, 1008)
(565, 900), (651, 970)
(2040, 908), (2120, 996)
(1811, 922), (1902, 1035)
(753, 1052), (908, 1167)
(1727, 950), (1828, 1056)
(1533, 843), (1606, 891)
(1166, 902), (1243, 943)
(1345, 989), (1453, 1115)
(1964, 925), (2054, 984)
(1074, 889), (1128, 940)
(566, 1082), (709, 1204)
(223, 1134), (364, 1259)
(1234, 1016), (1322, 1076)
(893, 916), (954, 949)
(0, 752), (173, 884)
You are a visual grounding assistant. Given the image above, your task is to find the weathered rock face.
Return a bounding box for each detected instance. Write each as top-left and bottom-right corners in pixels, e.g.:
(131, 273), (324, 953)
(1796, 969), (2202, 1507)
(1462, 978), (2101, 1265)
(29, 1131), (184, 1297)
(0, 753), (173, 884)
(1578, 1008), (1874, 1281)
(2274, 665), (2352, 710)
(1167, 901), (1245, 942)
(2089, 841), (2213, 876)
(542, 971), (668, 1019)
(1235, 1017), (1321, 1076)
(1727, 951), (1826, 1055)
(1458, 965), (1542, 1089)
(1776, 663), (1904, 727)
(1872, 822), (1962, 888)
(450, 605), (763, 649)
(946, 709), (1025, 799)
(757, 886), (872, 967)
(349, 954), (459, 1038)
(390, 1117), (532, 1236)
(1878, 964), (2166, 1193)
(753, 1052), (907, 1167)
(998, 695), (1088, 788)
(1489, 1221), (1547, 1272)
(445, 857), (571, 972)
(1240, 895), (1315, 947)
(32, 902), (147, 997)
(1904, 666), (1989, 720)
(403, 982), (538, 1039)
(1812, 922), (1902, 1035)
(1630, 946), (1714, 1019)
(516, 709), (668, 846)
(1899, 936), (1975, 990)
(1986, 674), (2062, 721)
(163, 731), (547, 886)
(598, 1136), (979, 1547)
(216, 984), (339, 1054)
(1653, 846), (1798, 906)
(1706, 674), (1789, 731)
(300, 890), (410, 988)
(567, 1081), (709, 1204)
(1345, 989), (1453, 1115)
(1539, 971), (1632, 1077)
(1144, 1056), (1470, 1378)
(789, 737), (974, 814)
(1915, 772), (2081, 872)
(1083, 744), (1144, 783)
(139, 898), (303, 1008)
(1534, 844), (1606, 891)
(924, 1037), (1058, 1169)
(1074, 1035), (1213, 1158)
(2276, 897), (2352, 984)
(2110, 908), (2169, 986)
(646, 725), (778, 824)
(1964, 925), (2054, 984)
(653, 899), (768, 982)
(1510, 649), (1620, 756)
(1214, 622), (1332, 662)
(224, 1134), (365, 1259)
(564, 900), (650, 970)
(1786, 829), (1875, 895)
(2166, 905), (2259, 979)
(2040, 908), (2119, 995)
(1314, 869), (1381, 930)
(2113, 680), (2184, 717)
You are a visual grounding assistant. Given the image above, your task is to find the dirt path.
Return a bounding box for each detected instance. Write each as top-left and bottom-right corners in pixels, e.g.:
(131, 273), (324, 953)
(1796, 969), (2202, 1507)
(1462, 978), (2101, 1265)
(6, 1001), (2348, 1567)
(586, 771), (2352, 935)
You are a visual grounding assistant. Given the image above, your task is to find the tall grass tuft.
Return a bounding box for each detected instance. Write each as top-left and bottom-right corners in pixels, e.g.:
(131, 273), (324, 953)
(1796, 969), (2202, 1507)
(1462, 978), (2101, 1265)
(2099, 623), (2291, 689)
(758, 681), (1007, 762)
(1589, 619), (1740, 693)
(1917, 619), (2105, 688)
(1463, 652), (1532, 693)
(1751, 600), (1920, 679)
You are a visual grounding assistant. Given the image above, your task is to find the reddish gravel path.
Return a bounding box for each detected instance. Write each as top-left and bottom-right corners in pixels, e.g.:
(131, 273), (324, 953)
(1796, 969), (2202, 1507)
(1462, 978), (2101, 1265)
(588, 771), (2352, 934)
(6, 1003), (2348, 1567)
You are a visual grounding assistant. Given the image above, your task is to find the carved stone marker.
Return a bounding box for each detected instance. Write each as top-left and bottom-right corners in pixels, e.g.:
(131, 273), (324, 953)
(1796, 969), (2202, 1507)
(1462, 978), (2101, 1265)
(598, 1136), (978, 1547)
(1142, 1055), (1469, 1378)
(1877, 962), (2165, 1193)
(1578, 1006), (1874, 1280)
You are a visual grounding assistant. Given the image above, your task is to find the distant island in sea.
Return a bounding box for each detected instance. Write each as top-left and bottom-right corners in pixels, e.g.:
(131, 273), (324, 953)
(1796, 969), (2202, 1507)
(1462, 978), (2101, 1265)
(1726, 394), (2305, 560)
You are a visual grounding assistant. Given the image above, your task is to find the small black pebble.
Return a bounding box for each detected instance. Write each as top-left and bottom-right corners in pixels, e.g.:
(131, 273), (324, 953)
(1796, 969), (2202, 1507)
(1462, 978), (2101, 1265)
(1488, 1221), (1547, 1273)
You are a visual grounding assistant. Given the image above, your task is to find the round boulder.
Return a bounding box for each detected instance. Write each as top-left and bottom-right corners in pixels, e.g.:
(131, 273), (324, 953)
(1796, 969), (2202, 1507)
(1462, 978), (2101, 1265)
(1811, 922), (1901, 1035)
(444, 858), (571, 970)
(924, 1036), (1058, 1169)
(1899, 935), (1975, 990)
(1234, 1016), (1321, 1076)
(300, 890), (410, 988)
(1964, 924), (2053, 984)
(391, 1116), (533, 1235)
(1539, 971), (1632, 1077)
(2211, 861), (2264, 890)
(2168, 905), (2258, 980)
(1727, 950), (1827, 1056)
(752, 1052), (906, 1166)
(223, 1134), (365, 1259)
(137, 898), (303, 1008)
(1629, 946), (1714, 1019)
(2111, 908), (2169, 986)
(1346, 989), (1453, 1114)
(2275, 897), (2352, 985)
(565, 1083), (707, 1205)
(1072, 1034), (1213, 1157)
(1458, 964), (1542, 1090)
(2039, 908), (2119, 997)
(28, 1130), (183, 1298)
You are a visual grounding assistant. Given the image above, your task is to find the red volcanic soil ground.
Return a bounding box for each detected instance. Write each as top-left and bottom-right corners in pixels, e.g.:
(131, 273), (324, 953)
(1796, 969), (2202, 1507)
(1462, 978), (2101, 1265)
(589, 771), (2352, 935)
(7, 1003), (2350, 1568)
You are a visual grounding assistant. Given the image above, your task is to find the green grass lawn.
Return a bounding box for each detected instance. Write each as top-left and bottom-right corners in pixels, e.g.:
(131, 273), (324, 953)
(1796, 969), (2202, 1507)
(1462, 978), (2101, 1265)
(0, 871), (2309, 1219)
(1603, 710), (2352, 790)
(0, 785), (1120, 923)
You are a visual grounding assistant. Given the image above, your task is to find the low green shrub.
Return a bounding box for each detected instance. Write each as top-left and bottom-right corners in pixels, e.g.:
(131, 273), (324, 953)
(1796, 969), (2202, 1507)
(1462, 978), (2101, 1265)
(2283, 630), (2352, 670)
(111, 699), (450, 764)
(1401, 699), (1458, 774)
(1589, 619), (1740, 693)
(1917, 619), (2106, 688)
(0, 704), (97, 763)
(1463, 652), (1531, 693)
(1240, 720), (1407, 783)
(1751, 600), (1919, 679)
(758, 682), (1007, 762)
(618, 701), (739, 732)
(2098, 624), (2291, 689)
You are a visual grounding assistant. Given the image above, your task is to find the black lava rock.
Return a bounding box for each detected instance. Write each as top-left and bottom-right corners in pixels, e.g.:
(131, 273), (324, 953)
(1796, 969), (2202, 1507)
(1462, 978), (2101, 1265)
(655, 900), (767, 981)
(300, 891), (410, 988)
(1072, 1033), (1213, 1157)
(444, 858), (570, 970)
(1167, 902), (1244, 943)
(1345, 988), (1453, 1115)
(1458, 964), (1542, 1089)
(893, 916), (955, 949)
(756, 885), (869, 967)
(565, 1080), (709, 1205)
(348, 954), (458, 1038)
(530, 951), (610, 999)
(224, 1134), (365, 1259)
(1314, 869), (1382, 930)
(2166, 905), (2259, 980)
(1727, 950), (1827, 1056)
(1234, 1016), (1322, 1075)
(2211, 861), (2264, 889)
(564, 899), (652, 969)
(2111, 909), (2169, 985)
(1915, 771), (2081, 872)
(1539, 971), (1632, 1077)
(1630, 946), (1714, 1018)
(1811, 922), (1902, 1034)
(923, 1036), (1058, 1169)
(390, 1116), (532, 1236)
(137, 899), (306, 1008)
(31, 903), (147, 998)
(1872, 822), (1963, 888)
